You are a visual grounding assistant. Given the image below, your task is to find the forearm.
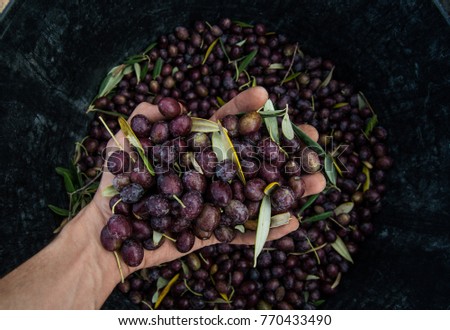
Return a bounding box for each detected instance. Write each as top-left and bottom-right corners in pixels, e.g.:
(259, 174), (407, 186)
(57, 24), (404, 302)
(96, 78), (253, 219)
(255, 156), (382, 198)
(0, 204), (122, 309)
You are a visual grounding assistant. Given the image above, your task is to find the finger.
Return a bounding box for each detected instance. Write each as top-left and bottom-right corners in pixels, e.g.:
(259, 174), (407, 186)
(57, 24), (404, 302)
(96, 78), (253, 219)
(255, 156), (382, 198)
(129, 102), (165, 122)
(209, 86), (269, 121)
(302, 172), (327, 197)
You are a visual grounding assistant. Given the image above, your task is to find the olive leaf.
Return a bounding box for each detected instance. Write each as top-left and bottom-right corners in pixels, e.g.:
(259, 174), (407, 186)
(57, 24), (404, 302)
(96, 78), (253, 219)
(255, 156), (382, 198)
(331, 236), (354, 263)
(262, 100), (280, 144)
(234, 224), (245, 233)
(281, 107), (295, 140)
(235, 39), (247, 47)
(133, 62), (141, 83)
(125, 54), (147, 65)
(218, 38), (231, 63)
(189, 153), (204, 174)
(140, 61), (149, 81)
(151, 276), (169, 304)
(268, 63), (284, 70)
(190, 117), (219, 132)
(153, 231), (163, 245)
(283, 72), (302, 83)
(98, 65), (132, 97)
(202, 38), (219, 65)
(331, 272), (342, 289)
(270, 212), (291, 228)
(48, 204), (70, 217)
(55, 167), (75, 193)
(334, 202), (354, 216)
(312, 299), (326, 307)
(319, 66), (335, 89)
(364, 114), (378, 136)
(332, 156), (344, 177)
(233, 20), (254, 28)
(264, 182), (280, 195)
(143, 42), (157, 55)
(292, 124), (325, 156)
(297, 194), (319, 216)
(181, 260), (190, 276)
(236, 49), (257, 81)
(152, 58), (163, 79)
(217, 121), (246, 184)
(101, 185), (118, 197)
(324, 154), (337, 185)
(363, 166), (371, 192)
(253, 194), (271, 267)
(118, 117), (155, 175)
(86, 108), (129, 119)
(306, 274), (320, 280)
(333, 102), (349, 109)
(211, 131), (227, 162)
(258, 109), (286, 118)
(184, 278), (203, 296)
(302, 211), (333, 224)
(216, 96), (226, 107)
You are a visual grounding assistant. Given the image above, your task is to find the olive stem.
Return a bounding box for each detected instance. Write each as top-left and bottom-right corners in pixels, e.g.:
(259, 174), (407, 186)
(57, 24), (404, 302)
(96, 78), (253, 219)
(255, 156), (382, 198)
(113, 251), (125, 284)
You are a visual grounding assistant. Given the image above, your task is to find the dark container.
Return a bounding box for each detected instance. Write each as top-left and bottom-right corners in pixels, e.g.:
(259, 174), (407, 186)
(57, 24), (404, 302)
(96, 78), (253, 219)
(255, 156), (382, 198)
(1, 0), (449, 309)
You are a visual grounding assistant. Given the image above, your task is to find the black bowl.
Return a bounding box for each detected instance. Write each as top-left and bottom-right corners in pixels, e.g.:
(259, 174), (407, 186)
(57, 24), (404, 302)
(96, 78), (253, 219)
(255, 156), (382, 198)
(1, 0), (449, 309)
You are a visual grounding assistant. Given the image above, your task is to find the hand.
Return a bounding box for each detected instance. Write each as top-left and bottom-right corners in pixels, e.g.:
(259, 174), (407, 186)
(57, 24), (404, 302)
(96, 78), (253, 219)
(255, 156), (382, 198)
(89, 86), (326, 274)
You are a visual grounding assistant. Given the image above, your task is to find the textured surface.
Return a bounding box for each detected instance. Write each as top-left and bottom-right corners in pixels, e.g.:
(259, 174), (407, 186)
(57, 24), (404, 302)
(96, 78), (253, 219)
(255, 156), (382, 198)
(1, 0), (449, 309)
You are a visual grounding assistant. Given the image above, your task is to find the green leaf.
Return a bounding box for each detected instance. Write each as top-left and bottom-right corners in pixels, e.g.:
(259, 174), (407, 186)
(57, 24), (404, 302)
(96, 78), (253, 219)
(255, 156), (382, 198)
(312, 299), (326, 307)
(235, 39), (247, 47)
(181, 260), (190, 276)
(297, 194), (319, 216)
(282, 72), (302, 83)
(281, 108), (295, 140)
(48, 204), (70, 217)
(331, 236), (354, 263)
(254, 195), (271, 267)
(190, 117), (219, 132)
(125, 54), (146, 65)
(153, 231), (163, 245)
(133, 62), (141, 83)
(86, 108), (129, 119)
(218, 38), (231, 63)
(216, 96), (226, 107)
(258, 109), (286, 118)
(102, 185), (118, 197)
(292, 124), (325, 156)
(233, 20), (254, 28)
(303, 211), (333, 224)
(143, 42), (157, 55)
(234, 225), (245, 233)
(151, 276), (169, 303)
(236, 49), (257, 80)
(333, 102), (349, 109)
(152, 58), (163, 79)
(270, 212), (291, 228)
(55, 167), (75, 193)
(364, 114), (378, 136)
(98, 65), (130, 97)
(324, 154), (337, 185)
(334, 202), (354, 216)
(140, 62), (149, 81)
(362, 166), (371, 192)
(306, 274), (320, 280)
(118, 117), (155, 175)
(262, 100), (280, 144)
(319, 66), (335, 89)
(202, 38), (219, 65)
(268, 63), (284, 70)
(217, 121), (246, 184)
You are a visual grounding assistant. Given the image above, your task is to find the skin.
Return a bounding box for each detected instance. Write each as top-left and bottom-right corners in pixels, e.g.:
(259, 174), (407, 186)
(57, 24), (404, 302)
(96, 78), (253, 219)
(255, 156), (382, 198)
(0, 87), (325, 309)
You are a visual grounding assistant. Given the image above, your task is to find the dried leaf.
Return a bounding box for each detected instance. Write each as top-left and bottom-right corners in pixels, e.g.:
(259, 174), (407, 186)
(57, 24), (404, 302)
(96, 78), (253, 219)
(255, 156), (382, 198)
(268, 63), (284, 70)
(236, 49), (257, 80)
(306, 274), (320, 280)
(319, 66), (335, 89)
(331, 272), (342, 289)
(334, 202), (354, 216)
(189, 153), (204, 174)
(292, 124), (325, 156)
(202, 38), (219, 65)
(102, 185), (118, 197)
(48, 205), (70, 217)
(254, 195), (271, 267)
(331, 236), (354, 263)
(302, 211), (333, 224)
(364, 114), (378, 136)
(281, 108), (295, 140)
(332, 157), (344, 177)
(152, 58), (163, 79)
(217, 121), (246, 184)
(262, 100), (280, 144)
(190, 117), (219, 132)
(297, 194), (319, 216)
(363, 166), (371, 192)
(118, 117), (155, 175)
(270, 212), (291, 228)
(324, 154), (337, 185)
